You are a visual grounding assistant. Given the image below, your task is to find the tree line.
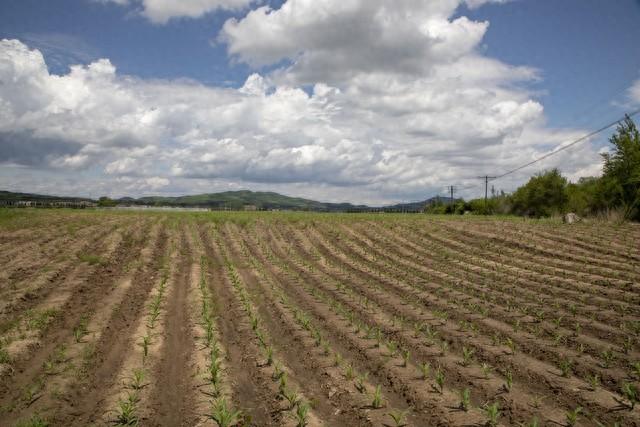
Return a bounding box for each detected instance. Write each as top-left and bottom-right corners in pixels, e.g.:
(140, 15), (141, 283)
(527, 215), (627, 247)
(426, 116), (640, 221)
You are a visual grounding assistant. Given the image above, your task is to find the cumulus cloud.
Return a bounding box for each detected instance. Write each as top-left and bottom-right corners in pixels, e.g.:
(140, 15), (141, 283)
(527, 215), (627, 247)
(464, 0), (511, 9)
(97, 0), (255, 23)
(221, 1), (493, 85)
(0, 0), (606, 204)
(630, 77), (640, 105)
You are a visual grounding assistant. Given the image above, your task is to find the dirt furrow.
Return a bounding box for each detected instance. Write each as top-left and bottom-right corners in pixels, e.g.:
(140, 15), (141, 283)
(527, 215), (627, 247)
(148, 224), (197, 426)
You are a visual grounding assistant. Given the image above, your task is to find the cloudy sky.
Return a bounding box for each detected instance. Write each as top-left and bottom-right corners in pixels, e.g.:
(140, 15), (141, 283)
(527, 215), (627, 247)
(1, 0), (639, 205)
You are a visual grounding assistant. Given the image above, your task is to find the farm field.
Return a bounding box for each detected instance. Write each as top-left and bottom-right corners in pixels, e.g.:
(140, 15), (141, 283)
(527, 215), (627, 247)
(0, 210), (639, 427)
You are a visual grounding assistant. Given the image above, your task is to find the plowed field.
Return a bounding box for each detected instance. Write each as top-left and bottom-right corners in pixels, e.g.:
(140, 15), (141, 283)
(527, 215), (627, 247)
(1, 210), (639, 427)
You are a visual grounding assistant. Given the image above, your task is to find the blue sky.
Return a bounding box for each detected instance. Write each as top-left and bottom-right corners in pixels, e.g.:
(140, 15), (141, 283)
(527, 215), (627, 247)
(0, 0), (639, 203)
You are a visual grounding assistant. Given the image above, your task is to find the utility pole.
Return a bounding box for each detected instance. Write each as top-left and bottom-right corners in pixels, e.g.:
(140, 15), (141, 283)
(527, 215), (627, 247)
(445, 186), (456, 213)
(477, 175), (496, 207)
(478, 175), (497, 214)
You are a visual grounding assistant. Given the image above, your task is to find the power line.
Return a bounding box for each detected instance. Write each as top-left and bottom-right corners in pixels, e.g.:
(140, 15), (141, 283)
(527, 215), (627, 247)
(492, 108), (640, 181)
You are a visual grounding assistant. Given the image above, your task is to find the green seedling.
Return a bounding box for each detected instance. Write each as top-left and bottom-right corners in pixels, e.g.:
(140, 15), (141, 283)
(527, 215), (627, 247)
(483, 402), (500, 427)
(272, 362), (284, 380)
(209, 397), (242, 427)
(439, 340), (449, 355)
(632, 361), (640, 379)
(283, 388), (301, 410)
(265, 346), (273, 366)
(459, 388), (471, 412)
(600, 349), (615, 369)
(294, 401), (310, 427)
(209, 358), (223, 386)
(419, 362), (431, 380)
(386, 341), (398, 357)
(481, 363), (493, 379)
(522, 416), (540, 427)
(400, 349), (410, 367)
(114, 392), (139, 426)
(129, 369), (146, 390)
(435, 368), (445, 394)
(371, 385), (383, 409)
(278, 372), (288, 395)
(333, 353), (342, 367)
(73, 316), (89, 343)
(559, 359), (573, 378)
(355, 372), (369, 393)
(587, 374), (600, 391)
(140, 335), (150, 360)
(461, 346), (474, 367)
(345, 364), (355, 381)
(622, 382), (637, 410)
(386, 409), (409, 427)
(565, 407), (582, 427)
(504, 370), (513, 392)
(15, 414), (49, 427)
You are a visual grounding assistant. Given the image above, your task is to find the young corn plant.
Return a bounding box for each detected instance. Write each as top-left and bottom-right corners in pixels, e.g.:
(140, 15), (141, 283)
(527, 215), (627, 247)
(481, 363), (493, 380)
(114, 392), (139, 426)
(439, 340), (449, 356)
(401, 349), (410, 368)
(283, 388), (301, 410)
(559, 359), (573, 378)
(621, 382), (637, 410)
(461, 346), (475, 367)
(294, 401), (310, 427)
(459, 388), (471, 412)
(355, 372), (369, 394)
(345, 363), (355, 381)
(129, 369), (146, 391)
(386, 341), (398, 358)
(632, 361), (640, 379)
(419, 362), (431, 380)
(565, 407), (582, 427)
(600, 349), (615, 369)
(587, 374), (600, 391)
(522, 416), (540, 427)
(272, 362), (284, 381)
(264, 346), (273, 366)
(209, 397), (242, 427)
(139, 335), (150, 361)
(371, 385), (383, 409)
(386, 409), (409, 427)
(333, 353), (342, 367)
(504, 370), (513, 393)
(483, 402), (500, 427)
(504, 338), (516, 355)
(434, 368), (445, 394)
(73, 315), (89, 343)
(278, 371), (288, 395)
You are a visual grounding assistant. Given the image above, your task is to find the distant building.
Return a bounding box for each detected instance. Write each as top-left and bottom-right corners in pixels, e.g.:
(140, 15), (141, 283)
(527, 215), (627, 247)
(0, 199), (96, 208)
(243, 204), (258, 211)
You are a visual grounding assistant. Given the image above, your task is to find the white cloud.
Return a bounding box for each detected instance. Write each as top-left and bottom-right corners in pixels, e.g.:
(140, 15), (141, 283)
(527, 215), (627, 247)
(0, 0), (606, 205)
(630, 77), (640, 105)
(464, 0), (511, 9)
(97, 0), (255, 23)
(221, 1), (493, 85)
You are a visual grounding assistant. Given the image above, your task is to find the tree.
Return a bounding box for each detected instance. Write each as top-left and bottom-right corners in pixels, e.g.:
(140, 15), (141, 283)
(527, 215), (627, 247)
(510, 169), (568, 218)
(600, 116), (640, 220)
(97, 196), (117, 207)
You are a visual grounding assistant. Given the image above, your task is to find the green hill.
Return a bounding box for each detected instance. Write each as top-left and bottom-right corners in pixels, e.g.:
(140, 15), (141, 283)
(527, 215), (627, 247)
(120, 190), (367, 211)
(1, 189), (439, 212)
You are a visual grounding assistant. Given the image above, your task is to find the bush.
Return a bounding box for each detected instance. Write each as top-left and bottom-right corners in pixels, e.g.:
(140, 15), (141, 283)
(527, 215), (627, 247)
(510, 169), (567, 218)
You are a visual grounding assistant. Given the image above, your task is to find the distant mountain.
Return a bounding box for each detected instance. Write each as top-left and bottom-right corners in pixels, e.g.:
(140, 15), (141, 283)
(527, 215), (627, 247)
(117, 190), (370, 212)
(1, 189), (447, 212)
